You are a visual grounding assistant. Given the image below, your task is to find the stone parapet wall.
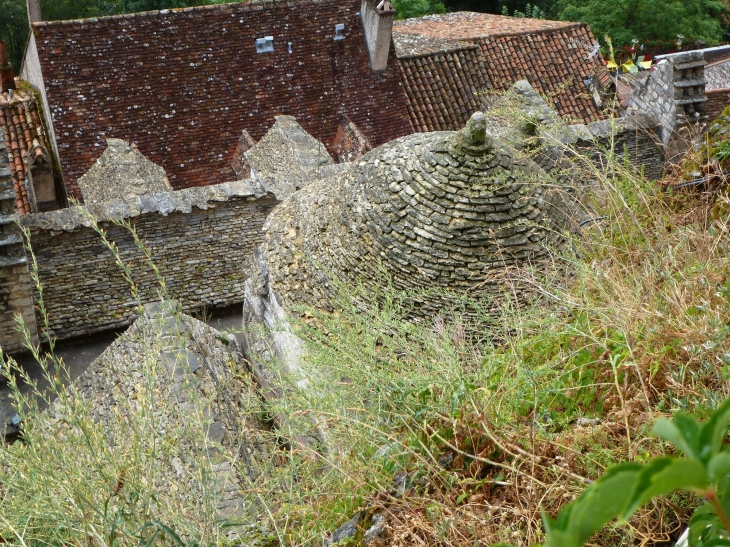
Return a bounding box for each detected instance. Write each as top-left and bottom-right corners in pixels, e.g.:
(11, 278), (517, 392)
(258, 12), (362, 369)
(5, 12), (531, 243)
(20, 181), (277, 341)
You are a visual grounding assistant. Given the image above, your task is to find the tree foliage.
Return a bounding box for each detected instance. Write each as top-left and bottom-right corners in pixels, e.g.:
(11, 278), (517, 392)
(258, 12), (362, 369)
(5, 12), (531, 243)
(556, 0), (727, 48)
(391, 0), (445, 20)
(0, 0), (28, 70)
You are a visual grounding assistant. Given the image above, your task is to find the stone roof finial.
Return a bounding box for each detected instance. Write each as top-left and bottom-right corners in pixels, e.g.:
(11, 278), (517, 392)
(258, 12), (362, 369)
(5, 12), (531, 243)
(457, 111), (491, 149)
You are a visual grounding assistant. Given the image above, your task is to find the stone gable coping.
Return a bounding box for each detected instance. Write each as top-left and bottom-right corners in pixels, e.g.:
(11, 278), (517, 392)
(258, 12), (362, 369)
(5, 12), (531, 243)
(20, 179), (273, 232)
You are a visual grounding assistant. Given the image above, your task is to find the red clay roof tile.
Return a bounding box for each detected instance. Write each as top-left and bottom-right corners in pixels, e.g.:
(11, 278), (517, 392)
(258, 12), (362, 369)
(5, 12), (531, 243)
(0, 85), (51, 215)
(394, 12), (606, 128)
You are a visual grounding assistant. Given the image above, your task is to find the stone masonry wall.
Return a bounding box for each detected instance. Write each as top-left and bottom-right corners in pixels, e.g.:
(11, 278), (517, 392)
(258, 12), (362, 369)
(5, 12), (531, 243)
(626, 61), (676, 145)
(20, 181), (277, 341)
(706, 61), (730, 91)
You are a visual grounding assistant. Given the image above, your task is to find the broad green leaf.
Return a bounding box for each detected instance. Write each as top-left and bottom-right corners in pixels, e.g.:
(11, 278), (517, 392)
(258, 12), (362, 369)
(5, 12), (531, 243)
(621, 458), (707, 520)
(699, 398), (730, 462)
(708, 452), (730, 482)
(652, 415), (701, 459)
(543, 463), (642, 547)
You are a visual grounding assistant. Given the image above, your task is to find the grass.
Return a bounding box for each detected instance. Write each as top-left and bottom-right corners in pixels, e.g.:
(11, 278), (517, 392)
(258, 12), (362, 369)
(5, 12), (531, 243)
(2, 104), (730, 546)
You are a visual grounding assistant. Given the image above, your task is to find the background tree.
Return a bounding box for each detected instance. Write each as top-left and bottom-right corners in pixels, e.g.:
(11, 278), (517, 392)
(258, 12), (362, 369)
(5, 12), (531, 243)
(391, 0), (445, 19)
(0, 0), (28, 71)
(556, 0), (726, 48)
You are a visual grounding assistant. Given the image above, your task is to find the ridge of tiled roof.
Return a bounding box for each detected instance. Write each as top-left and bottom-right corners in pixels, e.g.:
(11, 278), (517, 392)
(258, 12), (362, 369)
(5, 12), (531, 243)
(31, 0), (413, 200)
(393, 12), (579, 41)
(31, 0), (326, 27)
(397, 47), (491, 132)
(0, 84), (50, 214)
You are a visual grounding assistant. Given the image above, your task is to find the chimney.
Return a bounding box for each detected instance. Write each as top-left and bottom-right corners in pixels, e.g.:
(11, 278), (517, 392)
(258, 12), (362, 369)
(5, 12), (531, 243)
(0, 41), (16, 92)
(360, 0), (396, 72)
(27, 0), (41, 24)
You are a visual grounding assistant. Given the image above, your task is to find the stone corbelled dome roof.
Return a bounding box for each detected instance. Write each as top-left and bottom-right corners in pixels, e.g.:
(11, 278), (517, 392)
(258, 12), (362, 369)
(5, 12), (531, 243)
(254, 112), (576, 317)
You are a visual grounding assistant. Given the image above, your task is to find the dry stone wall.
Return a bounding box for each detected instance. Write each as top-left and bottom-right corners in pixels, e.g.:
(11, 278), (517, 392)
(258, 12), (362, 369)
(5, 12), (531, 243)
(21, 181), (277, 341)
(570, 115), (664, 180)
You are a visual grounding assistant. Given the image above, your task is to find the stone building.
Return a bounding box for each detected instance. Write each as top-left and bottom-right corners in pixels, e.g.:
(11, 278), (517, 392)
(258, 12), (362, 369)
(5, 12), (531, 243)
(244, 112), (583, 325)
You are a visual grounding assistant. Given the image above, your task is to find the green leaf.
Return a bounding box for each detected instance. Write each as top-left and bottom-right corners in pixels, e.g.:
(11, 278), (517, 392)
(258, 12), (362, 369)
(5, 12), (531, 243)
(621, 458), (708, 520)
(708, 452), (730, 482)
(651, 415), (701, 459)
(543, 463), (642, 547)
(688, 505), (730, 547)
(699, 398), (730, 463)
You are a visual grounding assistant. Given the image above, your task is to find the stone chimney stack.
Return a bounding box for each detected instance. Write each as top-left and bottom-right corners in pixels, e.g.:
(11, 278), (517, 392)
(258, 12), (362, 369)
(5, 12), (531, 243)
(0, 41), (16, 92)
(360, 0), (396, 72)
(27, 0), (41, 24)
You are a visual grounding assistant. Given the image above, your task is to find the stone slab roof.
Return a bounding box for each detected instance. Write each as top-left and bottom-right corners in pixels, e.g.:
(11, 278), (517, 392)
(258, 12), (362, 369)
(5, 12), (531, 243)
(31, 0), (413, 201)
(42, 302), (274, 528)
(0, 85), (51, 214)
(393, 13), (605, 127)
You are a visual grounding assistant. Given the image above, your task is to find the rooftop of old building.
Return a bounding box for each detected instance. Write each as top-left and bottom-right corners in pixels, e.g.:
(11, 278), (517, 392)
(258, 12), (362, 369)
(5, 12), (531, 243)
(393, 12), (606, 129)
(26, 0), (413, 201)
(0, 83), (51, 215)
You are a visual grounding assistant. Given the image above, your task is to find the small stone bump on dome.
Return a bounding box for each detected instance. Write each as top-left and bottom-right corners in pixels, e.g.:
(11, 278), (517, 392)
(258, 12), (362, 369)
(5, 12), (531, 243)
(461, 112), (487, 144)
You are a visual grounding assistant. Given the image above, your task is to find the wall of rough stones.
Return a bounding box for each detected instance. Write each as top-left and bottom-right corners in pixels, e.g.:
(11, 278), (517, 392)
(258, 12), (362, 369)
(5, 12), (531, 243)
(627, 51), (708, 146)
(625, 61), (677, 145)
(706, 61), (730, 91)
(20, 181), (277, 341)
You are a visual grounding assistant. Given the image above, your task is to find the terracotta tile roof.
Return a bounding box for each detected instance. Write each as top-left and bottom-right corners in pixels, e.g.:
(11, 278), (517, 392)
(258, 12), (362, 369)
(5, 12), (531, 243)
(0, 85), (51, 214)
(397, 45), (491, 132)
(31, 0), (413, 201)
(478, 25), (604, 123)
(333, 114), (373, 162)
(393, 13), (606, 126)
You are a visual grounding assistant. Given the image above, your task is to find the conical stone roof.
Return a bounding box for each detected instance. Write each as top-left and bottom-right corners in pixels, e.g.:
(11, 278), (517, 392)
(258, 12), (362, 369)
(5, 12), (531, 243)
(251, 112), (577, 319)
